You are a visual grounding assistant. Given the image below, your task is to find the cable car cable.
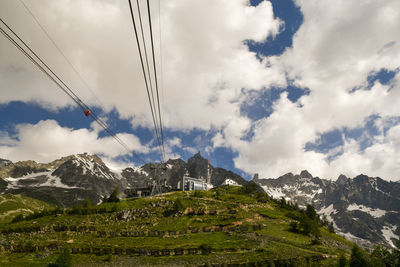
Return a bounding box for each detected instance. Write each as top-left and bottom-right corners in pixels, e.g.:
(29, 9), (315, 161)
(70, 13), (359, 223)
(127, 0), (164, 161)
(0, 25), (82, 109)
(134, 0), (159, 140)
(16, 1), (147, 163)
(146, 0), (166, 161)
(18, 0), (106, 110)
(133, 0), (164, 162)
(0, 19), (146, 164)
(0, 18), (88, 111)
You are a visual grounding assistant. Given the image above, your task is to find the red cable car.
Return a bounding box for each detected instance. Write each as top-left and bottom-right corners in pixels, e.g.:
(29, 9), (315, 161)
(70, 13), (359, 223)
(84, 109), (92, 117)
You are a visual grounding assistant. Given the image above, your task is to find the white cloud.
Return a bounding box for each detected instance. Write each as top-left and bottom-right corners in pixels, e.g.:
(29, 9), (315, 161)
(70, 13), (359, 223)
(2, 0), (400, 181)
(0, 0), (282, 131)
(225, 0), (400, 180)
(0, 120), (148, 163)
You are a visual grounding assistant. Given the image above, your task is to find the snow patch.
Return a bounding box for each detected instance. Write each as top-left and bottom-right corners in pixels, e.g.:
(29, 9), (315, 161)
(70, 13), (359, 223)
(5, 171), (78, 189)
(132, 167), (149, 176)
(347, 203), (387, 218)
(318, 204), (339, 222)
(338, 230), (375, 249)
(73, 155), (114, 180)
(5, 171), (51, 189)
(382, 225), (398, 247)
(262, 186), (286, 200)
(40, 174), (78, 189)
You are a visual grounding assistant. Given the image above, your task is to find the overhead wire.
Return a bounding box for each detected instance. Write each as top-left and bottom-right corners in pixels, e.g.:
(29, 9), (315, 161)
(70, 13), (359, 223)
(146, 0), (166, 160)
(18, 0), (106, 110)
(16, 1), (147, 164)
(0, 18), (146, 164)
(127, 0), (164, 162)
(134, 0), (164, 161)
(157, 0), (166, 145)
(0, 24), (82, 109)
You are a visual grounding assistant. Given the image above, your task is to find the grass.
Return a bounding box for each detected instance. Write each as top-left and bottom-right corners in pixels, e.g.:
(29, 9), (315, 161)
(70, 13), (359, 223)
(0, 187), (354, 266)
(0, 194), (55, 223)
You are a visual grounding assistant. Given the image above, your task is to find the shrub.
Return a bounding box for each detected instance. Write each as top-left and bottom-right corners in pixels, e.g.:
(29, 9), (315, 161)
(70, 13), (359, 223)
(328, 222), (335, 233)
(199, 243), (212, 255)
(285, 211), (300, 220)
(305, 204), (318, 221)
(256, 192), (270, 203)
(298, 214), (320, 237)
(193, 190), (205, 198)
(289, 221), (298, 233)
(163, 198), (185, 216)
(311, 237), (322, 245)
(338, 254), (347, 267)
(70, 205), (82, 215)
(279, 197), (288, 209)
(350, 245), (368, 267)
(107, 188), (120, 203)
(371, 246), (392, 267)
(173, 198), (184, 212)
(242, 181), (261, 195)
(54, 248), (72, 267)
(83, 197), (92, 208)
(12, 214), (24, 223)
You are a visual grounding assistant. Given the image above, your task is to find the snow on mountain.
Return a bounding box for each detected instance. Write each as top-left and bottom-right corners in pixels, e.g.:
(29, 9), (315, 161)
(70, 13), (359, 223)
(254, 171), (400, 250)
(262, 186), (286, 200)
(382, 225), (398, 248)
(5, 171), (77, 189)
(347, 204), (387, 218)
(319, 204), (337, 222)
(0, 153), (125, 207)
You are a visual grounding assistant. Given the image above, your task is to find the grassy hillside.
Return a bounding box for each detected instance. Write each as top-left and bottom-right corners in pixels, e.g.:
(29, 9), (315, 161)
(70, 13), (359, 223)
(0, 194), (55, 223)
(0, 186), (354, 266)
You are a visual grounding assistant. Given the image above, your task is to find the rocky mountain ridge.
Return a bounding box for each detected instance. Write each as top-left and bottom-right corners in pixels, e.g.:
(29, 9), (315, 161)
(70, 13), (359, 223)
(0, 152), (247, 207)
(254, 171), (400, 250)
(2, 153), (398, 250)
(121, 152), (247, 189)
(0, 154), (125, 207)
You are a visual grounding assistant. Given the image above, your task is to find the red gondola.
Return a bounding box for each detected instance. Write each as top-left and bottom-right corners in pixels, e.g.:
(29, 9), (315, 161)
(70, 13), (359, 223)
(84, 109), (92, 117)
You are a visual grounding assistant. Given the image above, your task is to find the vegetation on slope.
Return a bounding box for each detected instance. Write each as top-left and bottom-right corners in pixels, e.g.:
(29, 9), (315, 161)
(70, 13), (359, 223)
(0, 186), (365, 266)
(0, 194), (54, 223)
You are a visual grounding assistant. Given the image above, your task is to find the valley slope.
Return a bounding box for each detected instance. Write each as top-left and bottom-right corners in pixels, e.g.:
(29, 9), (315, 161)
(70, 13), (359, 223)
(0, 186), (353, 266)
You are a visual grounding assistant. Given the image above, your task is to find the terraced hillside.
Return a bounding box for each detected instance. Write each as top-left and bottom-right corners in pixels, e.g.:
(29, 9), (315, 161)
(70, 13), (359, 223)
(0, 187), (354, 266)
(0, 194), (54, 223)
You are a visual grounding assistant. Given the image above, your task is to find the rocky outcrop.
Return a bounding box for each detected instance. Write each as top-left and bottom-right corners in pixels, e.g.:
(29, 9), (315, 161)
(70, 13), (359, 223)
(0, 158), (12, 169)
(121, 152), (247, 189)
(1, 152), (249, 208)
(254, 171), (400, 250)
(1, 154), (125, 207)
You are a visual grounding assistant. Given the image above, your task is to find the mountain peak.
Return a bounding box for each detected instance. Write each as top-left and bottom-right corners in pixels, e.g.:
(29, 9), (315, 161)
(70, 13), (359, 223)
(336, 174), (348, 185)
(0, 158), (12, 169)
(192, 151), (203, 159)
(300, 170), (313, 179)
(252, 173), (259, 181)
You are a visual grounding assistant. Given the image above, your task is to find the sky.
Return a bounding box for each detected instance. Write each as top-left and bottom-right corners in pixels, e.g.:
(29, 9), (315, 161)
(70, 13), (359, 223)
(1, 0), (400, 181)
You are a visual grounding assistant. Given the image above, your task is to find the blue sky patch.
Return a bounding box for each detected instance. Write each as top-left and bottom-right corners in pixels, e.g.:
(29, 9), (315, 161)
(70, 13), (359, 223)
(367, 68), (397, 86)
(248, 0), (303, 57)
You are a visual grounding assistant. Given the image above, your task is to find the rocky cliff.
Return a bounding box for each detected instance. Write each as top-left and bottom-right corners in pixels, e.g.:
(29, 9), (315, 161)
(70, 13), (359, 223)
(254, 171), (400, 250)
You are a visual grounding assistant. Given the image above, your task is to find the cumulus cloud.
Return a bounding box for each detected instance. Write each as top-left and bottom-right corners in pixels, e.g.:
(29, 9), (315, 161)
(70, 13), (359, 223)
(0, 0), (282, 130)
(0, 120), (148, 163)
(227, 0), (400, 180)
(2, 0), (400, 181)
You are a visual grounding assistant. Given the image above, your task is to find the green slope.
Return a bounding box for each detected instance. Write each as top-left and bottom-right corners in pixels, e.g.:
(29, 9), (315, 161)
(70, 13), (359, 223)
(0, 194), (55, 223)
(0, 187), (354, 266)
